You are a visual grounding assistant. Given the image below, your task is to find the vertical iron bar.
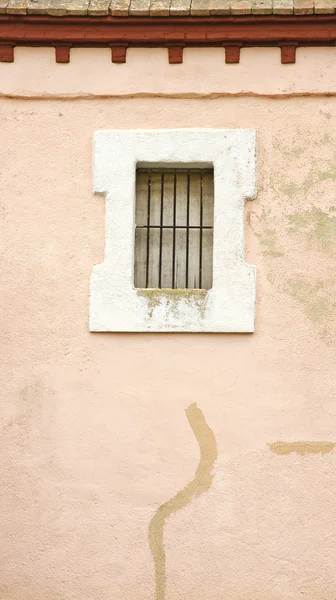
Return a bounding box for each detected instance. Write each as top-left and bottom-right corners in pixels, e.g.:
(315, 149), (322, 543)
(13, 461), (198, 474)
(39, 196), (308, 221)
(158, 172), (164, 288)
(172, 170), (177, 289)
(186, 171), (190, 289)
(145, 170), (151, 288)
(199, 170), (203, 289)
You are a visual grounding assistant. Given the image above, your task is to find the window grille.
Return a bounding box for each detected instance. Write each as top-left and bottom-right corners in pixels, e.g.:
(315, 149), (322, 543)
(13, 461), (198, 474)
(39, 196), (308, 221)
(134, 168), (214, 290)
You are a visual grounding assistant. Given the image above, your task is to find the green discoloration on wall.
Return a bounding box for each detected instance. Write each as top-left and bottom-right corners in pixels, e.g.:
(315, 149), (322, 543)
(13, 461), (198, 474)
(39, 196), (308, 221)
(318, 167), (336, 182)
(281, 174), (318, 198)
(319, 110), (332, 120)
(267, 272), (276, 285)
(318, 133), (331, 146)
(285, 278), (336, 327)
(287, 208), (336, 253)
(268, 441), (335, 456)
(278, 134), (336, 201)
(281, 183), (302, 199)
(137, 289), (209, 319)
(246, 209), (252, 227)
(256, 228), (283, 257)
(148, 403), (217, 600)
(272, 138), (305, 159)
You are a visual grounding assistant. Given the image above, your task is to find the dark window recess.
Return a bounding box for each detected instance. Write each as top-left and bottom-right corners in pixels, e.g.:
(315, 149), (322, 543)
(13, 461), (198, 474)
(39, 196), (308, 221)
(134, 168), (214, 289)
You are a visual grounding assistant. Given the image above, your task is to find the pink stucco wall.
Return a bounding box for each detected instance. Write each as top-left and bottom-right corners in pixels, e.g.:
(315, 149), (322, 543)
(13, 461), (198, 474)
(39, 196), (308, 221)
(1, 48), (336, 600)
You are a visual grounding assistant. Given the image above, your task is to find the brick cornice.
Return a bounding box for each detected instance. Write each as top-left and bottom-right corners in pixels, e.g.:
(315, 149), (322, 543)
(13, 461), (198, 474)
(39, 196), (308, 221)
(1, 14), (336, 62)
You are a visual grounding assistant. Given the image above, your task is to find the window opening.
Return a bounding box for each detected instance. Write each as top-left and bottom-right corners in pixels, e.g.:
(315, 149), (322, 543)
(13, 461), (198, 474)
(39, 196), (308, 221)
(134, 168), (214, 289)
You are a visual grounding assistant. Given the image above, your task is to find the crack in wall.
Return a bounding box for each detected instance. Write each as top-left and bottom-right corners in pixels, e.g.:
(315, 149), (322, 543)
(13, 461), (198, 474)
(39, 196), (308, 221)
(148, 402), (217, 600)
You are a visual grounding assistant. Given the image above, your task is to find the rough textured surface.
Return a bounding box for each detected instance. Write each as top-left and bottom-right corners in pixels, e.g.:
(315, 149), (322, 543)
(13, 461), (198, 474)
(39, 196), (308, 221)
(150, 0), (170, 15)
(109, 0), (130, 14)
(170, 0), (190, 14)
(2, 0), (336, 14)
(91, 128), (257, 332)
(87, 0), (110, 14)
(1, 88), (336, 599)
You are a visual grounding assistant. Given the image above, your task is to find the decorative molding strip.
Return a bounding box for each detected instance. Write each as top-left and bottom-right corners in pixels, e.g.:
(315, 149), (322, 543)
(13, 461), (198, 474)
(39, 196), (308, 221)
(109, 43), (127, 62)
(280, 43), (297, 63)
(0, 42), (13, 61)
(225, 44), (241, 63)
(55, 44), (71, 62)
(1, 14), (336, 63)
(168, 45), (184, 63)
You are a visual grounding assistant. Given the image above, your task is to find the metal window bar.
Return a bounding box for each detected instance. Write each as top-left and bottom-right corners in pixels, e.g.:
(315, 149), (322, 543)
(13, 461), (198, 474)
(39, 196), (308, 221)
(134, 168), (214, 290)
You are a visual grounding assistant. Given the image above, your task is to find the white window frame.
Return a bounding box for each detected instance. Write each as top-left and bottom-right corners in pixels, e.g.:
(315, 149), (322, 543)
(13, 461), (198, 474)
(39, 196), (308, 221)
(90, 128), (257, 332)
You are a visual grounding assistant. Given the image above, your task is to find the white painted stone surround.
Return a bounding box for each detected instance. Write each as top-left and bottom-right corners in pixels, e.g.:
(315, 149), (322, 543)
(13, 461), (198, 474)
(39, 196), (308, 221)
(90, 129), (257, 332)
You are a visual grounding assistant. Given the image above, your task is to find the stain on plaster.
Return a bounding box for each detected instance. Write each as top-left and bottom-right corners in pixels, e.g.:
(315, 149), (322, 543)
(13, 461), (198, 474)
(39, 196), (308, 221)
(148, 403), (217, 600)
(137, 289), (209, 319)
(318, 133), (331, 147)
(246, 209), (252, 227)
(319, 110), (332, 121)
(268, 441), (335, 456)
(272, 138), (305, 160)
(284, 278), (336, 326)
(278, 135), (336, 202)
(2, 381), (44, 435)
(287, 208), (336, 253)
(255, 228), (283, 257)
(281, 183), (302, 199)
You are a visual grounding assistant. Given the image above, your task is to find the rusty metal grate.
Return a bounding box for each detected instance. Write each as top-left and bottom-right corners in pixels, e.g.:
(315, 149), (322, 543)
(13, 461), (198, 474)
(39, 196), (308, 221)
(134, 168), (214, 289)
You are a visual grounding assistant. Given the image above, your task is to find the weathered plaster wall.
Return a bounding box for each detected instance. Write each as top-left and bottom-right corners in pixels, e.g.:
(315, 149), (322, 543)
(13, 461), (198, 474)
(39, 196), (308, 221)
(3, 47), (336, 97)
(1, 49), (336, 600)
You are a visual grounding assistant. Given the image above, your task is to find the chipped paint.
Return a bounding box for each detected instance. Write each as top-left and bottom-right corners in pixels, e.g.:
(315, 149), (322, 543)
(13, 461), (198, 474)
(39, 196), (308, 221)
(268, 441), (335, 456)
(148, 403), (217, 600)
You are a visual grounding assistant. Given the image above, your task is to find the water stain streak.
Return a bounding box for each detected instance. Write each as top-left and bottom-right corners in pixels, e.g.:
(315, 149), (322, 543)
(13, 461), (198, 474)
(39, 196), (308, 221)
(268, 441), (335, 456)
(148, 402), (217, 600)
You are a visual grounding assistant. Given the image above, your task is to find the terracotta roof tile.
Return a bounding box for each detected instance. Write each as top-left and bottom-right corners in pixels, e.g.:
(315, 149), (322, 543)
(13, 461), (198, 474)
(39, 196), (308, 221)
(1, 0), (336, 15)
(88, 0), (110, 15)
(191, 0), (210, 15)
(231, 0), (252, 13)
(26, 0), (48, 14)
(109, 0), (130, 15)
(0, 0), (9, 14)
(252, 0), (272, 13)
(273, 0), (294, 13)
(65, 0), (89, 14)
(7, 0), (28, 14)
(170, 0), (190, 14)
(25, 0), (68, 14)
(209, 0), (230, 14)
(150, 0), (170, 15)
(294, 0), (313, 12)
(314, 0), (336, 12)
(129, 0), (150, 14)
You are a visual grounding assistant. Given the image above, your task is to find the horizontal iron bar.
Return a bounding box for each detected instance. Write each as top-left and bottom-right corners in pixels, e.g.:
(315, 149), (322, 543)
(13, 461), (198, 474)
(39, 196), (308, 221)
(138, 168), (213, 173)
(137, 225), (213, 229)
